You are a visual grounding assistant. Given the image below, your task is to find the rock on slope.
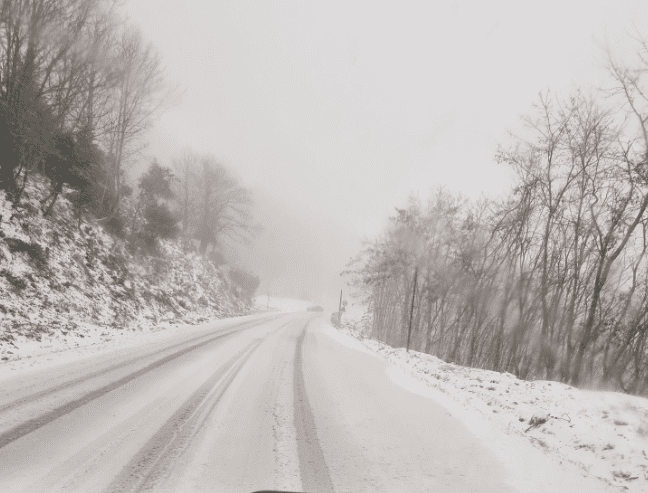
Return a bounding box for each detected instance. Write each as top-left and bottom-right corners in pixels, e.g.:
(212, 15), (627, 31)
(0, 179), (250, 360)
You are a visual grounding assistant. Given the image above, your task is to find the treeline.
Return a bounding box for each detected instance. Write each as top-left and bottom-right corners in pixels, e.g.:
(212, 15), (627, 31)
(0, 0), (164, 218)
(0, 0), (258, 296)
(346, 39), (648, 394)
(132, 152), (259, 297)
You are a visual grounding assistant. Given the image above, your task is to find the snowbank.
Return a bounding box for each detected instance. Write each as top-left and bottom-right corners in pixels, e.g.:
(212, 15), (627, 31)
(329, 317), (648, 492)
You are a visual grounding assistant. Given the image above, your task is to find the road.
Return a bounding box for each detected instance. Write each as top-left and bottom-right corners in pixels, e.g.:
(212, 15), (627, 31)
(0, 313), (610, 492)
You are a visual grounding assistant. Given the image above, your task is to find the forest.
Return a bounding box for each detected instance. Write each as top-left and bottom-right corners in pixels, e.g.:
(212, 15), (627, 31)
(0, 0), (258, 292)
(346, 38), (648, 395)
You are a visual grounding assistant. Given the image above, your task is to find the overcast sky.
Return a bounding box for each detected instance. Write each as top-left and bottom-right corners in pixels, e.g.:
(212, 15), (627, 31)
(123, 0), (648, 304)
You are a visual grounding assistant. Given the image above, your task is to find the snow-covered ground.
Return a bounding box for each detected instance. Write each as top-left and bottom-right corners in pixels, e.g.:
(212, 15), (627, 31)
(0, 295), (312, 372)
(253, 295), (314, 313)
(0, 316), (217, 371)
(324, 318), (648, 493)
(0, 312), (281, 383)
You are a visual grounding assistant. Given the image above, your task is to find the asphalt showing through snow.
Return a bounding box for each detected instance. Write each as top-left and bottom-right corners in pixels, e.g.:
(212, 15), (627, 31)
(293, 323), (335, 493)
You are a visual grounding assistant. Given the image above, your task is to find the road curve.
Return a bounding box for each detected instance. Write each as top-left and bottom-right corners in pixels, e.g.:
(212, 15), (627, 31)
(0, 312), (606, 492)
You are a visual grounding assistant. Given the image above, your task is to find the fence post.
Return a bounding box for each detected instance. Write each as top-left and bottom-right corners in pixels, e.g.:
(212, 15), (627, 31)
(406, 266), (418, 352)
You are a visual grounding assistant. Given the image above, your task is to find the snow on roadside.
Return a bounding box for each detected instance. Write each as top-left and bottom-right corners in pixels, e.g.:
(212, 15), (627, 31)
(318, 322), (378, 358)
(0, 318), (182, 366)
(326, 319), (648, 493)
(0, 312), (271, 378)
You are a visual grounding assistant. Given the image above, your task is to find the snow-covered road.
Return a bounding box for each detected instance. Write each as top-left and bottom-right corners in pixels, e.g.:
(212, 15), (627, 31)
(0, 313), (622, 492)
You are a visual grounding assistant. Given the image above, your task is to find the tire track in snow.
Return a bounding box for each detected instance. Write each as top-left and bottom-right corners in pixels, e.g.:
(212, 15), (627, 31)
(0, 317), (275, 449)
(294, 321), (335, 493)
(0, 316), (278, 415)
(104, 328), (282, 492)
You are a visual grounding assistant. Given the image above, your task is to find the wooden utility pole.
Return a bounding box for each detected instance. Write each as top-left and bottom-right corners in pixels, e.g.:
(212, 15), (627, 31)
(406, 266), (418, 352)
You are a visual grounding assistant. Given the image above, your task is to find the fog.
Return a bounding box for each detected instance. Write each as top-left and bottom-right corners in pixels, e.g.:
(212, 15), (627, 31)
(221, 187), (362, 310)
(123, 0), (648, 307)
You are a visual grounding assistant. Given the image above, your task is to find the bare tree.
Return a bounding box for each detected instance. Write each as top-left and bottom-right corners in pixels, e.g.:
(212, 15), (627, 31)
(347, 81), (648, 394)
(0, 0), (103, 199)
(192, 155), (256, 255)
(102, 26), (167, 216)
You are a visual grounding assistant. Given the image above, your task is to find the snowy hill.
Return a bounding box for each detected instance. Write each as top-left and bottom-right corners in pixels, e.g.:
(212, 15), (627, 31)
(0, 180), (251, 361)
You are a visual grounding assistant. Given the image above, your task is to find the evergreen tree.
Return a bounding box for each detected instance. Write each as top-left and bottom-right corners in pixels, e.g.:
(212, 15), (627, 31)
(135, 159), (179, 252)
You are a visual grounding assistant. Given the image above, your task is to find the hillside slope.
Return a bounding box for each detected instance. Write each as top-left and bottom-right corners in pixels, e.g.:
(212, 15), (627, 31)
(0, 180), (251, 360)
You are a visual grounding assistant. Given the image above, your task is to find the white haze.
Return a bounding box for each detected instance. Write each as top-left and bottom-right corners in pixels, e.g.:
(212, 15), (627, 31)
(123, 0), (648, 307)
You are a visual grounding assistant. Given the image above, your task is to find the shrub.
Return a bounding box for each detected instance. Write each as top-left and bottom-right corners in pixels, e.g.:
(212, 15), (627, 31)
(134, 160), (180, 254)
(4, 237), (31, 253)
(27, 242), (49, 270)
(3, 238), (48, 270)
(143, 202), (179, 242)
(1, 269), (28, 290)
(104, 214), (127, 238)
